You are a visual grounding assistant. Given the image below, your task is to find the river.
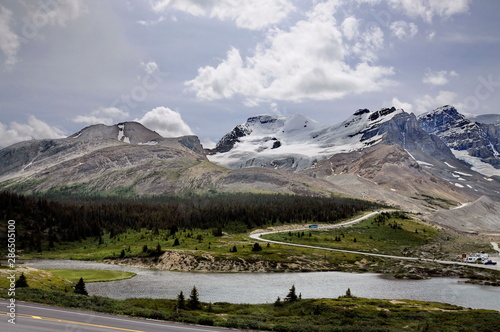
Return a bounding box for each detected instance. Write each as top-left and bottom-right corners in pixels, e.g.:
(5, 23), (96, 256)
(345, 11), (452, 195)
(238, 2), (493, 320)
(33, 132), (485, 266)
(26, 260), (500, 311)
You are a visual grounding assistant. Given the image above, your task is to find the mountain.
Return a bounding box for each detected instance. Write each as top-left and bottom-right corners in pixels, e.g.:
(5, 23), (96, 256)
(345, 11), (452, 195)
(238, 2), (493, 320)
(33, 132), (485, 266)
(0, 122), (342, 197)
(418, 105), (500, 175)
(1, 109), (499, 233)
(468, 113), (500, 126)
(208, 108), (458, 172)
(208, 107), (500, 231)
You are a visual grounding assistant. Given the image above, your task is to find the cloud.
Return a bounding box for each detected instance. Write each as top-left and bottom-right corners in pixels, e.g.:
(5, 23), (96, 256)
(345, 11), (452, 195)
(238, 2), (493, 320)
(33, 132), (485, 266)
(386, 0), (471, 22)
(390, 21), (418, 40)
(391, 97), (413, 113)
(341, 16), (359, 41)
(0, 1), (88, 70)
(136, 106), (194, 137)
(0, 116), (65, 148)
(140, 61), (159, 75)
(151, 0), (295, 30)
(422, 69), (458, 86)
(186, 1), (394, 104)
(0, 5), (20, 69)
(73, 107), (130, 126)
(414, 90), (463, 114)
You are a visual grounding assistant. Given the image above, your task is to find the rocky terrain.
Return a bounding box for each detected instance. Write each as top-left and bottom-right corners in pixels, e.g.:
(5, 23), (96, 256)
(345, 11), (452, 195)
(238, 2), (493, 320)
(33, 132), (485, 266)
(1, 107), (499, 233)
(0, 122), (341, 197)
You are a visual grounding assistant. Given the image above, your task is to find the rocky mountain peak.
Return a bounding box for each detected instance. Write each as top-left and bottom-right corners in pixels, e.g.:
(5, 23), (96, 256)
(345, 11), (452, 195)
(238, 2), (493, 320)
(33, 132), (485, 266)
(69, 121), (162, 145)
(418, 106), (500, 173)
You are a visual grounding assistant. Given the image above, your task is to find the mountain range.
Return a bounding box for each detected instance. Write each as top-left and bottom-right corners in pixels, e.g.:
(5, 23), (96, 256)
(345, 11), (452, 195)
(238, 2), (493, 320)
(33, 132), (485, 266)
(1, 106), (499, 233)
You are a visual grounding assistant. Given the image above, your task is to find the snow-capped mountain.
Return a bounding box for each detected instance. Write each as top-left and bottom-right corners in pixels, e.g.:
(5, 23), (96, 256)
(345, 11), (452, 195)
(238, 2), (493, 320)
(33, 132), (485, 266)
(208, 107), (452, 172)
(418, 105), (500, 176)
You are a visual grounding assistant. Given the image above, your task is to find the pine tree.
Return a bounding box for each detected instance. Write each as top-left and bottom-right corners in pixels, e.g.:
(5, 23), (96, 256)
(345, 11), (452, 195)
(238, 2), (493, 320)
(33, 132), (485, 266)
(177, 291), (186, 310)
(173, 238), (180, 246)
(187, 286), (201, 310)
(74, 277), (88, 296)
(285, 285), (298, 302)
(251, 243), (262, 252)
(119, 249), (125, 258)
(15, 273), (29, 288)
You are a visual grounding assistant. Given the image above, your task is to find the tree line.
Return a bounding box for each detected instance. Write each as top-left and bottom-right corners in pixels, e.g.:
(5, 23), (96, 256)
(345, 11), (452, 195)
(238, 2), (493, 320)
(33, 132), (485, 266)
(0, 191), (381, 253)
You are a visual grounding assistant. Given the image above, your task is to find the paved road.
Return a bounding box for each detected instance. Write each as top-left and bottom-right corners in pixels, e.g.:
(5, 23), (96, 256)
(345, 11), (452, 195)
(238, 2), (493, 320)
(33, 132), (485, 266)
(250, 210), (500, 271)
(0, 300), (238, 332)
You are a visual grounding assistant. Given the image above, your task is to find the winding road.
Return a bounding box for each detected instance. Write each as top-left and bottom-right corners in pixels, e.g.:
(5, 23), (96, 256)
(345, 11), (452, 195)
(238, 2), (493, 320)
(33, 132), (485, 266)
(249, 210), (500, 271)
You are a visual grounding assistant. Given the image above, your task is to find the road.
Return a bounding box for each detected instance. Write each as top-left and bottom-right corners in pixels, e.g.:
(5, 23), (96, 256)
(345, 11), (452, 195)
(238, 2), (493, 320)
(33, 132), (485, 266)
(250, 210), (500, 271)
(0, 300), (239, 332)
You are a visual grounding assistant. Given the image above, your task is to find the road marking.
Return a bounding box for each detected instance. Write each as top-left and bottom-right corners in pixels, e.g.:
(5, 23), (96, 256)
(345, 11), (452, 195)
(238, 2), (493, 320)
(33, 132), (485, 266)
(0, 311), (145, 331)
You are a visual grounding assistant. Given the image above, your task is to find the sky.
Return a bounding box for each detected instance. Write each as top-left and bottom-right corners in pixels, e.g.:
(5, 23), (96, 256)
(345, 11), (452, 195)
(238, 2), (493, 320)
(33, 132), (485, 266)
(0, 0), (499, 148)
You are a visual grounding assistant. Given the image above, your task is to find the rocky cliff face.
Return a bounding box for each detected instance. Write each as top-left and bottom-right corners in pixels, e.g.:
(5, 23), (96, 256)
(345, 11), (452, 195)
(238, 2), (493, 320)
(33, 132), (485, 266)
(418, 105), (500, 169)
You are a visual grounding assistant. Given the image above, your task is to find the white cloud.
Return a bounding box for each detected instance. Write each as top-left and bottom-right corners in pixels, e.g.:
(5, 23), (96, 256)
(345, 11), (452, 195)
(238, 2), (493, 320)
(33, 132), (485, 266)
(0, 5), (20, 69)
(391, 97), (413, 113)
(73, 107), (130, 126)
(341, 16), (359, 41)
(414, 90), (463, 114)
(0, 1), (88, 70)
(390, 21), (418, 40)
(140, 61), (159, 75)
(387, 0), (471, 22)
(422, 69), (458, 86)
(0, 116), (65, 148)
(136, 106), (194, 137)
(186, 1), (394, 104)
(151, 0), (295, 30)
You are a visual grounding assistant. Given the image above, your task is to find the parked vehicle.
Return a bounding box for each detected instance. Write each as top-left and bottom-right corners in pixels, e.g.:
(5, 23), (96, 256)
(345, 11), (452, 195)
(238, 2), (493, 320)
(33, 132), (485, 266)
(308, 225), (318, 229)
(484, 260), (497, 265)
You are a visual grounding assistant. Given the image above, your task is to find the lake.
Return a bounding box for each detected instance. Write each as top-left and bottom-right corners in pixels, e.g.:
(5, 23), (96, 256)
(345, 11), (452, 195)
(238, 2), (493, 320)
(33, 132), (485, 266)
(26, 260), (500, 311)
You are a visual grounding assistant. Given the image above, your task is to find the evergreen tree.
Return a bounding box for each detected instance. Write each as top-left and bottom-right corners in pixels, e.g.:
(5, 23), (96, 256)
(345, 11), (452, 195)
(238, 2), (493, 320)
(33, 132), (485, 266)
(156, 243), (162, 254)
(285, 285), (298, 302)
(15, 273), (29, 288)
(142, 244), (148, 253)
(74, 277), (88, 296)
(177, 291), (186, 310)
(274, 296), (283, 307)
(173, 238), (180, 246)
(187, 286), (201, 310)
(119, 249), (125, 258)
(251, 243), (262, 252)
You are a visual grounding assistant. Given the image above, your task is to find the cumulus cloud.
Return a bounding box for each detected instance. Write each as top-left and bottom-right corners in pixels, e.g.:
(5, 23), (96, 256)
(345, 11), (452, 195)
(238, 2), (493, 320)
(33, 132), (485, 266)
(136, 106), (194, 137)
(390, 21), (418, 40)
(414, 90), (463, 114)
(73, 107), (130, 126)
(391, 97), (413, 113)
(186, 1), (394, 104)
(0, 5), (20, 69)
(151, 0), (295, 30)
(0, 116), (65, 148)
(422, 69), (458, 86)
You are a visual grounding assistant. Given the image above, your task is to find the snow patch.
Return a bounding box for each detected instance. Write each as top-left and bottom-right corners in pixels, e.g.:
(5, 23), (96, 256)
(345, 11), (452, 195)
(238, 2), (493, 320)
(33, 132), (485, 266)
(444, 162), (455, 169)
(451, 149), (500, 177)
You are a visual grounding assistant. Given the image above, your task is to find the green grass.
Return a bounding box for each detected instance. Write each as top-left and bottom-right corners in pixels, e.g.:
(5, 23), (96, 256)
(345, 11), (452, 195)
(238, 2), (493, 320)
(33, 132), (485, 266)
(2, 287), (499, 331)
(262, 212), (440, 257)
(47, 269), (136, 283)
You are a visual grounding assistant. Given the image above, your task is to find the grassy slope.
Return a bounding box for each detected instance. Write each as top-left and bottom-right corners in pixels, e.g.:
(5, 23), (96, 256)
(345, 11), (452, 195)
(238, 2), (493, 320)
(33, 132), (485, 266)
(2, 287), (499, 331)
(47, 270), (136, 283)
